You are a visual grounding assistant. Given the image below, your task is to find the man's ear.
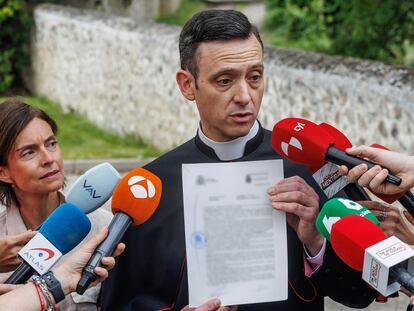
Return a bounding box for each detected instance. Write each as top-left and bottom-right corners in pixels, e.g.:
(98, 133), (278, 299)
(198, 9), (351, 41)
(0, 167), (12, 184)
(176, 69), (196, 101)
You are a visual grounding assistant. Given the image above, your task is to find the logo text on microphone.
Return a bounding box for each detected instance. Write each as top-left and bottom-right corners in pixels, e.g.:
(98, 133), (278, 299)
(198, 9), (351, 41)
(18, 233), (62, 275)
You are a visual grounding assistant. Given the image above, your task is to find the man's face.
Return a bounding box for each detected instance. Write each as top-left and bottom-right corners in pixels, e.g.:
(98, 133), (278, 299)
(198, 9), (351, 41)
(193, 35), (264, 142)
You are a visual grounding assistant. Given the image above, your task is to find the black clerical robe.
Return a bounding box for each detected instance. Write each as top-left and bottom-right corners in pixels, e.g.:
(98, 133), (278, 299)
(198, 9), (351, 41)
(100, 125), (376, 311)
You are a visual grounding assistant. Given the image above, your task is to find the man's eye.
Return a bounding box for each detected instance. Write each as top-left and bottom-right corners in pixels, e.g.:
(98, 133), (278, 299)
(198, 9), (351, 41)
(249, 74), (262, 82)
(217, 79), (232, 86)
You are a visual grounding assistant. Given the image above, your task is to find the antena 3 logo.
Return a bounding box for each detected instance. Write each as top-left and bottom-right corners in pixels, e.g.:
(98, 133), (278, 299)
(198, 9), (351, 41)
(128, 176), (156, 199)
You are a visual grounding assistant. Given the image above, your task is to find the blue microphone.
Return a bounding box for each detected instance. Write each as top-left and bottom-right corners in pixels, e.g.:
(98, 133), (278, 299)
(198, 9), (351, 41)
(66, 162), (121, 214)
(5, 203), (91, 284)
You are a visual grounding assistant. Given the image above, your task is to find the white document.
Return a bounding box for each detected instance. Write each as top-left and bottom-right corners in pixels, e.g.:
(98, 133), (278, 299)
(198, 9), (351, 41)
(182, 159), (287, 307)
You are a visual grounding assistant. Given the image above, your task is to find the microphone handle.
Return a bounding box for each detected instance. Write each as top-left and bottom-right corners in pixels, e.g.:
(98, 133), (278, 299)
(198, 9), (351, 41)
(390, 266), (414, 293)
(5, 262), (35, 284)
(398, 191), (414, 217)
(343, 183), (371, 201)
(76, 212), (132, 295)
(326, 147), (401, 186)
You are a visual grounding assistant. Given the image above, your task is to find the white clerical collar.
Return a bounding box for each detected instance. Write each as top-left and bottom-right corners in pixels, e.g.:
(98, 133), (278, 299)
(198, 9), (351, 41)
(197, 121), (259, 161)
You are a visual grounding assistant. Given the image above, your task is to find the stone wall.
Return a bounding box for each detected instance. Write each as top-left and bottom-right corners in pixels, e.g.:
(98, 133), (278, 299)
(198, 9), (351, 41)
(31, 4), (414, 153)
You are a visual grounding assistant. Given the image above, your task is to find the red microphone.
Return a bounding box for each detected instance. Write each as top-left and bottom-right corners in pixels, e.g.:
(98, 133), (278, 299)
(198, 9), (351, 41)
(331, 215), (414, 296)
(318, 122), (352, 151)
(76, 167), (162, 294)
(270, 118), (401, 186)
(331, 215), (386, 271)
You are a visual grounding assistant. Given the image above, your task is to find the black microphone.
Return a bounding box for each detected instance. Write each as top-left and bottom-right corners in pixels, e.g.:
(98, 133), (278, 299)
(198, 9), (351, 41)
(325, 148), (401, 186)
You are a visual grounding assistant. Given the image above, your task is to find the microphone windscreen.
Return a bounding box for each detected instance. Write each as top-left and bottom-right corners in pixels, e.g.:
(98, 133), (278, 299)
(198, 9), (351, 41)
(66, 162), (121, 214)
(39, 203), (91, 254)
(330, 215), (386, 271)
(111, 167), (162, 226)
(316, 198), (379, 240)
(318, 123), (352, 150)
(271, 118), (334, 168)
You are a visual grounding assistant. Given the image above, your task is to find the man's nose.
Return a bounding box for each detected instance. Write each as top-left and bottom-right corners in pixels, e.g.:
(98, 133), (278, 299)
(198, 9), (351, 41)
(233, 81), (251, 105)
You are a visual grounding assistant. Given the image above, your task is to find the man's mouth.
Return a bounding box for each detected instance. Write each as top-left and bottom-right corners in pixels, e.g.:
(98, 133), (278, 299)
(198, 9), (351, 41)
(229, 112), (253, 123)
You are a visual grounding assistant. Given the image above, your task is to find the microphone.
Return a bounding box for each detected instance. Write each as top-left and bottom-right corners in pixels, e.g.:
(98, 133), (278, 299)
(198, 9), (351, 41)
(5, 203), (91, 284)
(270, 118), (401, 186)
(76, 167), (162, 294)
(317, 122), (371, 201)
(315, 197), (379, 240)
(65, 162), (121, 214)
(331, 215), (414, 296)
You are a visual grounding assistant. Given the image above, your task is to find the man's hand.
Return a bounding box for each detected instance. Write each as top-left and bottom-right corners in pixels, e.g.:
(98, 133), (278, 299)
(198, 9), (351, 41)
(0, 231), (37, 273)
(358, 201), (414, 245)
(267, 176), (323, 255)
(181, 299), (237, 311)
(340, 146), (414, 195)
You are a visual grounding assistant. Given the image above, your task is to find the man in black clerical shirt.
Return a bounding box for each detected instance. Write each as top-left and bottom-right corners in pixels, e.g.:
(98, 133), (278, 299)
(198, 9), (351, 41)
(101, 10), (376, 311)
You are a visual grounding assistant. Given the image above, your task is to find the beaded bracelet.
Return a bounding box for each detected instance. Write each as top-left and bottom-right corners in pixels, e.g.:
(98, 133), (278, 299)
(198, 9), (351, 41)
(31, 279), (46, 310)
(31, 275), (56, 311)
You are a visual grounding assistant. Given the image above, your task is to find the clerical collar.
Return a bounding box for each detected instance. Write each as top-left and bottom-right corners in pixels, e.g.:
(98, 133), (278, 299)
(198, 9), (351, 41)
(197, 121), (259, 161)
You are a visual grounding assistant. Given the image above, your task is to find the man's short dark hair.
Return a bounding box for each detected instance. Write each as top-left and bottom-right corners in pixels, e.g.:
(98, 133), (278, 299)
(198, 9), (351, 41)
(179, 9), (263, 83)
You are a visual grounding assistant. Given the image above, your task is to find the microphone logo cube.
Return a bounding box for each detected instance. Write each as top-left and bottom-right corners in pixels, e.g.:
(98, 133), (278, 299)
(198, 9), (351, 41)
(19, 233), (62, 275)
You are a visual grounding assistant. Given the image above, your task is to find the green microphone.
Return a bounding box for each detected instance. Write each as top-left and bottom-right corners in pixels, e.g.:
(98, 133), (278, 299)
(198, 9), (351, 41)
(316, 198), (380, 240)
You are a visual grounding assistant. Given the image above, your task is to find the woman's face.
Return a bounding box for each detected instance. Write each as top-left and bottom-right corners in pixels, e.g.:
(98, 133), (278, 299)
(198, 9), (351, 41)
(0, 117), (64, 196)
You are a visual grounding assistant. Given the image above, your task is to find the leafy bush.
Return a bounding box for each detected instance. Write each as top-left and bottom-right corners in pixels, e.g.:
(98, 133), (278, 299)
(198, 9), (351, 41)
(265, 0), (414, 65)
(0, 0), (32, 93)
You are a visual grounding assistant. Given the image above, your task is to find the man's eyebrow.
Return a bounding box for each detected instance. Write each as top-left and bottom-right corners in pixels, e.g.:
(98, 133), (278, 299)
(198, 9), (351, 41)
(15, 135), (56, 152)
(211, 63), (264, 78)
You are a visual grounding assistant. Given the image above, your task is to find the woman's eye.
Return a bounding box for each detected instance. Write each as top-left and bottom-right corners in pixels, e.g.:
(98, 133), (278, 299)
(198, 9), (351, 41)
(47, 140), (58, 150)
(22, 150), (35, 159)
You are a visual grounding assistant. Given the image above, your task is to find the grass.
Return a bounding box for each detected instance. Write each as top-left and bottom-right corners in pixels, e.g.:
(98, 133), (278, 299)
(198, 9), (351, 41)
(0, 96), (161, 160)
(157, 0), (207, 25)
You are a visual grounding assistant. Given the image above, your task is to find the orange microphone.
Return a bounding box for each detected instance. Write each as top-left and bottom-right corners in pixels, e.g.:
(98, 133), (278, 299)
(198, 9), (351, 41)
(76, 167), (162, 294)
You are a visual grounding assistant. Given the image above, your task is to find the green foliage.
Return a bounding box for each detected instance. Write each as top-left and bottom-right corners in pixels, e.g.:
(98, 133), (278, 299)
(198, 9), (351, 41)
(1, 96), (161, 159)
(157, 0), (206, 25)
(265, 0), (414, 65)
(0, 0), (31, 92)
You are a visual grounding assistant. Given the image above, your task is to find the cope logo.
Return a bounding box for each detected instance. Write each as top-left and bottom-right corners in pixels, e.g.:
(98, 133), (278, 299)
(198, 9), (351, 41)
(281, 137), (302, 156)
(128, 176), (156, 199)
(29, 248), (55, 261)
